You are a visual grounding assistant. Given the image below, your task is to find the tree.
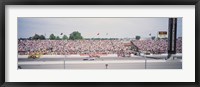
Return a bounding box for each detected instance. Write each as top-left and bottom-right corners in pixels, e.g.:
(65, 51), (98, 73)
(151, 36), (156, 40)
(49, 34), (56, 40)
(69, 31), (83, 40)
(135, 36), (141, 40)
(56, 36), (61, 40)
(62, 35), (68, 40)
(19, 38), (26, 40)
(40, 35), (46, 40)
(32, 34), (40, 40)
(28, 37), (32, 40)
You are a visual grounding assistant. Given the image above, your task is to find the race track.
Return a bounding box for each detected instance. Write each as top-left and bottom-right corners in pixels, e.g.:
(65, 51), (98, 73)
(18, 56), (182, 69)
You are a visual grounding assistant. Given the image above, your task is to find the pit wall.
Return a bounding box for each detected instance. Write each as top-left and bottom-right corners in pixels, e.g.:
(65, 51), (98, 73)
(18, 54), (119, 58)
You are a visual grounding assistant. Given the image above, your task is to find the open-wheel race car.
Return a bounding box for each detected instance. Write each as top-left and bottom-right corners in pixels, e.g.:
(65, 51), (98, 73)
(83, 53), (101, 61)
(28, 52), (42, 59)
(83, 57), (95, 61)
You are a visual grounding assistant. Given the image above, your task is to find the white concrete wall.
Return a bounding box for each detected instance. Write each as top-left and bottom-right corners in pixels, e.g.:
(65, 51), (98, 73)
(18, 55), (29, 58)
(18, 54), (119, 58)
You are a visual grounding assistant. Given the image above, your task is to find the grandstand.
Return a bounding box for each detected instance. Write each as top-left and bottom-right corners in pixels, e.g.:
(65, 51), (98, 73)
(18, 38), (182, 56)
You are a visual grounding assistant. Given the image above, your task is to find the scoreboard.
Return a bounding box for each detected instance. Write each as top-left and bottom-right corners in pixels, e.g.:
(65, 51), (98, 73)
(158, 31), (167, 38)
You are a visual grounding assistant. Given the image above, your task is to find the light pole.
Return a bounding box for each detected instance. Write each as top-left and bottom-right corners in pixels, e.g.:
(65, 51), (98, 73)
(63, 40), (67, 69)
(145, 55), (147, 69)
(61, 34), (67, 69)
(62, 40), (65, 69)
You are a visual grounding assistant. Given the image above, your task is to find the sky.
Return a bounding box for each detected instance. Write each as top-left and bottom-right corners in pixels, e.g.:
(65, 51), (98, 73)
(18, 17), (182, 39)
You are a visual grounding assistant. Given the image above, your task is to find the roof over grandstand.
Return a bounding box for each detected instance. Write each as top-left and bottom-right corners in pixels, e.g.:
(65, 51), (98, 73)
(18, 17), (182, 39)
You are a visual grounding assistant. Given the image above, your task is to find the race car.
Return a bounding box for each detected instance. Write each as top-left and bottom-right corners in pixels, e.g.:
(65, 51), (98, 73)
(83, 57), (95, 61)
(28, 52), (41, 59)
(83, 53), (100, 61)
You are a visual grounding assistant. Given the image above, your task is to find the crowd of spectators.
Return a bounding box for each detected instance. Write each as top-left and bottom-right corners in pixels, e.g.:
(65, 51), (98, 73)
(132, 38), (182, 54)
(18, 40), (130, 55)
(18, 39), (182, 55)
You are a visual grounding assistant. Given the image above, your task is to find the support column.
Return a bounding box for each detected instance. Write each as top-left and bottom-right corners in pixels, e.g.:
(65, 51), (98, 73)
(167, 18), (177, 59)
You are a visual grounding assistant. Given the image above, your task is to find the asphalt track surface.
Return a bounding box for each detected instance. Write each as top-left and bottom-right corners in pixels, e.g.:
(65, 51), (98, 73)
(18, 56), (182, 69)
